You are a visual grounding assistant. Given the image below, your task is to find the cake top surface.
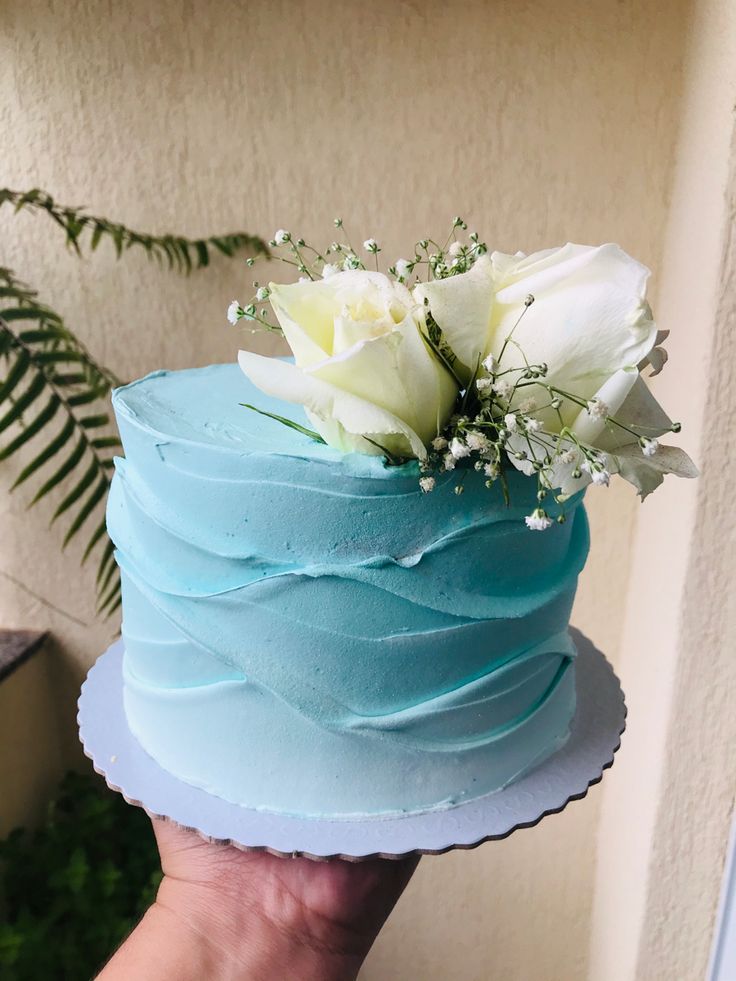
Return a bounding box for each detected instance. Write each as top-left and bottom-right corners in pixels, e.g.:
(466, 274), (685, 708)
(113, 362), (413, 479)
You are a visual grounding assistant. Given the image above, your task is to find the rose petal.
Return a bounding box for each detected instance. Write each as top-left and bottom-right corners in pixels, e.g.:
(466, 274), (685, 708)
(238, 350), (428, 459)
(414, 255), (495, 382)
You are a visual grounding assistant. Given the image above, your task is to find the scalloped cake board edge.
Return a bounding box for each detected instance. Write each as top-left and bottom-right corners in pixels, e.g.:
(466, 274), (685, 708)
(77, 627), (626, 862)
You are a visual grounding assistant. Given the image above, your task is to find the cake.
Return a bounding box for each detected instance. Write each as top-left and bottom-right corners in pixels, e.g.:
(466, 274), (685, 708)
(107, 363), (588, 818)
(106, 234), (695, 820)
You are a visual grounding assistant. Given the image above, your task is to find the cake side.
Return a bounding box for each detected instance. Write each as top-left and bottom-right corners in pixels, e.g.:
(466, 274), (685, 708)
(107, 364), (589, 817)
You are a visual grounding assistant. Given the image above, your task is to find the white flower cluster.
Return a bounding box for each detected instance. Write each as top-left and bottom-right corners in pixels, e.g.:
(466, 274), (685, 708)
(232, 224), (697, 530)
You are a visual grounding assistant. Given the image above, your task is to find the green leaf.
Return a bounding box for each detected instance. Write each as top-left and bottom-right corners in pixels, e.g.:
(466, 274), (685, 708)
(96, 538), (116, 586)
(67, 389), (104, 407)
(102, 591), (122, 617)
(239, 403), (327, 443)
(97, 574), (121, 614)
(33, 350), (86, 365)
(10, 415), (76, 490)
(0, 351), (30, 402)
(0, 372), (46, 434)
(30, 436), (86, 505)
(52, 372), (88, 387)
(81, 519), (107, 564)
(52, 458), (98, 521)
(194, 240), (209, 268)
(17, 327), (70, 344)
(90, 436), (121, 449)
(78, 413), (110, 429)
(0, 395), (59, 460)
(63, 475), (108, 547)
(0, 306), (50, 323)
(90, 222), (104, 251)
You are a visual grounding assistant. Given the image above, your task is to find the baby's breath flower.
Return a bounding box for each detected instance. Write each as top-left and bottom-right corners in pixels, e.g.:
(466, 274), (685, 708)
(504, 413), (518, 432)
(322, 263), (339, 278)
(525, 418), (543, 433)
(466, 431), (489, 452)
(448, 241), (463, 257)
(449, 437), (471, 459)
(226, 300), (241, 325)
(274, 229), (291, 245)
(493, 378), (514, 400)
(431, 436), (448, 451)
(476, 377), (493, 392)
(641, 438), (659, 457)
(363, 238), (379, 253)
(587, 397), (610, 420)
(443, 452), (457, 471)
(395, 258), (412, 281)
(342, 253), (361, 270)
(419, 476), (436, 493)
(519, 396), (537, 413)
(525, 508), (553, 531)
(558, 449), (578, 465)
(484, 462), (499, 478)
(255, 286), (270, 301)
(582, 459), (611, 486)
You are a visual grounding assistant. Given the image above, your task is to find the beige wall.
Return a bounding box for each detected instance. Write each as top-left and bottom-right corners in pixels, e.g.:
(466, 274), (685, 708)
(3, 1), (729, 979)
(589, 1), (736, 976)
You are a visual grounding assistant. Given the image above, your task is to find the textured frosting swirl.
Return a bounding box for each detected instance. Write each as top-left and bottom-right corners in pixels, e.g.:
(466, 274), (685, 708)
(108, 364), (589, 817)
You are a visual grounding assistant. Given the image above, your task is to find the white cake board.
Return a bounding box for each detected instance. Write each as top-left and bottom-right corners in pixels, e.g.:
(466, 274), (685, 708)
(78, 628), (625, 862)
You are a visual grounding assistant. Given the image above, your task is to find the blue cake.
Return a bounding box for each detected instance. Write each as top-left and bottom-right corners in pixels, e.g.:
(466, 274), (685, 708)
(107, 363), (589, 818)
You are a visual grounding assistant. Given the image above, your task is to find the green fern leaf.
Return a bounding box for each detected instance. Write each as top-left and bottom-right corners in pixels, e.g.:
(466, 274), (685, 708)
(96, 538), (116, 586)
(0, 352), (31, 402)
(0, 395), (59, 460)
(0, 307), (50, 323)
(63, 475), (108, 548)
(10, 415), (76, 490)
(97, 549), (118, 596)
(0, 372), (46, 434)
(66, 389), (105, 407)
(90, 436), (121, 449)
(30, 436), (86, 505)
(82, 518), (107, 564)
(78, 413), (110, 429)
(97, 575), (122, 615)
(90, 222), (104, 251)
(52, 458), (98, 521)
(194, 241), (209, 268)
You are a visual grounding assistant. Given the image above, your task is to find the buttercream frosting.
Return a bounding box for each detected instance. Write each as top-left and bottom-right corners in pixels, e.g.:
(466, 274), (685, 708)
(107, 363), (589, 817)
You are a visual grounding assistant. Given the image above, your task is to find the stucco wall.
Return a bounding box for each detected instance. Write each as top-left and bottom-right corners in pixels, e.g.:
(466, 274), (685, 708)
(0, 1), (697, 978)
(589, 1), (736, 975)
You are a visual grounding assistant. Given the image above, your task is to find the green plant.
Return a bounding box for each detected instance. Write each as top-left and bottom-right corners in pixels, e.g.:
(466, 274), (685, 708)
(0, 771), (161, 980)
(0, 189), (268, 615)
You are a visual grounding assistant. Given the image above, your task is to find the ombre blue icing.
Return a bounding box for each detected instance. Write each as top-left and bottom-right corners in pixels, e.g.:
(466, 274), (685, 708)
(107, 363), (590, 818)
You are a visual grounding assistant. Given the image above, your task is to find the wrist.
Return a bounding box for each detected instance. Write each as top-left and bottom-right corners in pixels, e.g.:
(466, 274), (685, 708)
(154, 872), (370, 981)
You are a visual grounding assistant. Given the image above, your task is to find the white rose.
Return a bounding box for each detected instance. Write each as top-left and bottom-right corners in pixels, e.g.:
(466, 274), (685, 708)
(418, 243), (696, 494)
(238, 270), (457, 460)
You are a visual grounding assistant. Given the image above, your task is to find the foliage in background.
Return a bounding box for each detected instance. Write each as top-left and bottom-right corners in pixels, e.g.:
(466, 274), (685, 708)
(0, 189), (268, 615)
(0, 771), (161, 981)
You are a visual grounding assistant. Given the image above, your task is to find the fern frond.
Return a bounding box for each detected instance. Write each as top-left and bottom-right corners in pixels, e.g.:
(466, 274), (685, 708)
(1, 189), (266, 619)
(0, 275), (121, 611)
(0, 188), (270, 269)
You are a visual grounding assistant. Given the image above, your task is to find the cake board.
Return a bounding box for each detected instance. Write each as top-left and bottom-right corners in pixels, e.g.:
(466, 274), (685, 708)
(78, 627), (626, 862)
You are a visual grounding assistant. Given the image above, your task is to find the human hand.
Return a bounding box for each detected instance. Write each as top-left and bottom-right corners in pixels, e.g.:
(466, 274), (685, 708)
(98, 818), (418, 981)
